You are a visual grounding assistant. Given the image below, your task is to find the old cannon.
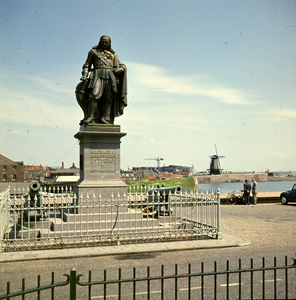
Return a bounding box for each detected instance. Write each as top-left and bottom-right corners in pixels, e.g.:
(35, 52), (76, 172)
(145, 184), (182, 216)
(147, 184), (182, 198)
(23, 181), (47, 221)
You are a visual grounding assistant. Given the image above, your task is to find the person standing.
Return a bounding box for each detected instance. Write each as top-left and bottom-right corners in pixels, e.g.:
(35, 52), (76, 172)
(252, 178), (258, 205)
(243, 179), (251, 205)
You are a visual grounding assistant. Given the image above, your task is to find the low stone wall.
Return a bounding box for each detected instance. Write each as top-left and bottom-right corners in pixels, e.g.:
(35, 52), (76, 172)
(267, 176), (296, 181)
(0, 182), (31, 193)
(220, 191), (281, 204)
(195, 173), (266, 185)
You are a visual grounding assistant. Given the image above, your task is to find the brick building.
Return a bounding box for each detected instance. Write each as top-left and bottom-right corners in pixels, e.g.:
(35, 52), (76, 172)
(0, 154), (25, 182)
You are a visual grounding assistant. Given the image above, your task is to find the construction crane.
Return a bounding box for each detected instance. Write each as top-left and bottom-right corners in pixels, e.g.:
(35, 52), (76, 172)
(145, 157), (164, 169)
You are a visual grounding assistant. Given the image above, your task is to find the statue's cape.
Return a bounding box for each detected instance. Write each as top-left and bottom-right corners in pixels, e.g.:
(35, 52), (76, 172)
(114, 64), (127, 118)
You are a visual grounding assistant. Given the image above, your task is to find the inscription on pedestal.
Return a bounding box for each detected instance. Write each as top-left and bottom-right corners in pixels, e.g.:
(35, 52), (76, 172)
(74, 126), (127, 200)
(89, 149), (116, 173)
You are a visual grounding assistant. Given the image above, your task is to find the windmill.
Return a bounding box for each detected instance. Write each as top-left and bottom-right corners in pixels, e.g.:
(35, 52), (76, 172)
(208, 145), (225, 175)
(145, 157), (164, 169)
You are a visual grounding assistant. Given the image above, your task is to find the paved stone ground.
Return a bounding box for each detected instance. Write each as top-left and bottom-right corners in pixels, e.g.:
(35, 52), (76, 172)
(0, 233), (249, 263)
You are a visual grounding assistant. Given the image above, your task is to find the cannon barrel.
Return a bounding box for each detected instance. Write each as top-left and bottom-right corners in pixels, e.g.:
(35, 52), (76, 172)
(146, 184), (181, 216)
(28, 181), (41, 200)
(23, 181), (44, 221)
(147, 185), (182, 196)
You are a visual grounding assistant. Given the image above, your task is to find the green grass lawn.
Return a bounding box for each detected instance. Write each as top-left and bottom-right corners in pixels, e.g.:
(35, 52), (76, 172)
(127, 177), (195, 190)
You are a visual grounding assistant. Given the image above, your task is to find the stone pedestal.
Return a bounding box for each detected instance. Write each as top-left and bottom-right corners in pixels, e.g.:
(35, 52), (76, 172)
(73, 124), (127, 202)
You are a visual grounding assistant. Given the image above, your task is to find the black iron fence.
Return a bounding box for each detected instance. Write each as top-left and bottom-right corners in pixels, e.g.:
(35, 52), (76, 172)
(1, 255), (295, 299)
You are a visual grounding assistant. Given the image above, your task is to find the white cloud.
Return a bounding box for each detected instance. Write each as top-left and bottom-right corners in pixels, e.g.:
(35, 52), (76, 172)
(0, 87), (80, 129)
(262, 108), (296, 121)
(10, 129), (20, 134)
(265, 150), (285, 157)
(149, 138), (169, 144)
(24, 75), (67, 94)
(279, 109), (296, 119)
(128, 62), (255, 105)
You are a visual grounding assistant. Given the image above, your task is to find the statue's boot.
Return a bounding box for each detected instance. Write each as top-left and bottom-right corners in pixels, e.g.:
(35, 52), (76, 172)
(84, 99), (97, 124)
(101, 101), (112, 124)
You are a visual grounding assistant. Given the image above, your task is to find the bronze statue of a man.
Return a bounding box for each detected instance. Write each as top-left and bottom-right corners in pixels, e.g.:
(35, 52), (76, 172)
(76, 35), (127, 125)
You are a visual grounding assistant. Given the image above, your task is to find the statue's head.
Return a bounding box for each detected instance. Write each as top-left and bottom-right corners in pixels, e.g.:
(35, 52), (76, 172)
(98, 35), (112, 51)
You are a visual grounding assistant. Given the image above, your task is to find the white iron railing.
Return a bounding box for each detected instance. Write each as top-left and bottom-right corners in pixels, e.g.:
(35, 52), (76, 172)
(1, 187), (221, 252)
(0, 188), (10, 252)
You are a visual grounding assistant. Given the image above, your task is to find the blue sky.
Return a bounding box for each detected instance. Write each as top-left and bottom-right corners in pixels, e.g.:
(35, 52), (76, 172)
(0, 0), (295, 172)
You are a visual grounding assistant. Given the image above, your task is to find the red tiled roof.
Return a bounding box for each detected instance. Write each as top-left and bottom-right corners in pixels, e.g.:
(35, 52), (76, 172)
(25, 165), (45, 171)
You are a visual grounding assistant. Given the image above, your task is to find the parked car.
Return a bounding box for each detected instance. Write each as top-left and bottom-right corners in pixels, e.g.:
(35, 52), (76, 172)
(280, 183), (296, 204)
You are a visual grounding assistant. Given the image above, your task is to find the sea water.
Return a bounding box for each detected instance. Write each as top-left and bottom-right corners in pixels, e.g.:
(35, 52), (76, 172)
(197, 180), (295, 194)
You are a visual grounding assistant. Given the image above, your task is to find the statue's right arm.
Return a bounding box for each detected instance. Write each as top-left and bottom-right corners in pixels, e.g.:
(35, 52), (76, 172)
(80, 64), (89, 81)
(80, 51), (92, 81)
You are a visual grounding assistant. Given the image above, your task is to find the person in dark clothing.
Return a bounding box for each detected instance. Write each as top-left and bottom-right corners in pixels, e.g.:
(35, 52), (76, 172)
(252, 178), (258, 205)
(243, 179), (251, 205)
